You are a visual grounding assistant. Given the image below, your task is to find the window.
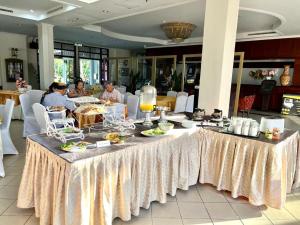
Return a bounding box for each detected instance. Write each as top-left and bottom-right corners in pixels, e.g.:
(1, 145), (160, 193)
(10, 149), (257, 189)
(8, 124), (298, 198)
(53, 42), (109, 85)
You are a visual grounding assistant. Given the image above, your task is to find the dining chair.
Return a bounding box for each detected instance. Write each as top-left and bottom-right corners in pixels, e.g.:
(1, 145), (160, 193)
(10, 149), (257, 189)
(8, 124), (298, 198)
(177, 91), (188, 97)
(127, 95), (139, 119)
(19, 91), (44, 137)
(32, 103), (48, 133)
(167, 91), (177, 97)
(135, 90), (141, 96)
(185, 95), (194, 113)
(1, 99), (18, 155)
(174, 95), (188, 113)
(124, 92), (133, 104)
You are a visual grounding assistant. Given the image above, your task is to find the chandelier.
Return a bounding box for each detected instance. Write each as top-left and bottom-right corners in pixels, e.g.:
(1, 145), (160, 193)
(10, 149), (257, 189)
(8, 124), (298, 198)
(161, 22), (196, 43)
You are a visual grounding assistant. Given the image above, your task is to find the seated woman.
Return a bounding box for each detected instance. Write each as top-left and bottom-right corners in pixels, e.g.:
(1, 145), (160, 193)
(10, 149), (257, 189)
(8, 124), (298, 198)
(68, 79), (89, 98)
(100, 81), (122, 103)
(42, 82), (76, 118)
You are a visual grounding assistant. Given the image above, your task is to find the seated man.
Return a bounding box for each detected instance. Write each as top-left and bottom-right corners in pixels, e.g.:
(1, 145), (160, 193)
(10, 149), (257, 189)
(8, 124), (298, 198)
(42, 83), (76, 118)
(68, 79), (90, 98)
(100, 81), (122, 103)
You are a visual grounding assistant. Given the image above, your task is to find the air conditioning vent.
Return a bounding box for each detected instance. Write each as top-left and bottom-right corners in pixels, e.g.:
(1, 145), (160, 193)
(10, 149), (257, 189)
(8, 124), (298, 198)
(0, 8), (13, 13)
(47, 5), (64, 14)
(248, 31), (277, 36)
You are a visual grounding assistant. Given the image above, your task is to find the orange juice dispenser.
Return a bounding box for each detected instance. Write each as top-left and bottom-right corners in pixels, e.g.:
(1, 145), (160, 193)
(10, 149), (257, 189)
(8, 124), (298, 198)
(140, 84), (157, 126)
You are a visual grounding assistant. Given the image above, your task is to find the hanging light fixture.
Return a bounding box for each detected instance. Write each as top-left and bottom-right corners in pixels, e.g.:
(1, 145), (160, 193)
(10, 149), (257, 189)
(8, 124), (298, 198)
(161, 22), (196, 43)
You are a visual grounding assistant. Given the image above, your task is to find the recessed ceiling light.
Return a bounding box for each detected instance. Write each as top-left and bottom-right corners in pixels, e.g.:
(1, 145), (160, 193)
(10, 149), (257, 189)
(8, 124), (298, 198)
(30, 9), (34, 13)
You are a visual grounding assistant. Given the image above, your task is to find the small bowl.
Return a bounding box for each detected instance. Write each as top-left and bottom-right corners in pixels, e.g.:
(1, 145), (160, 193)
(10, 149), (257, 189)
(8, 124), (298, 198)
(158, 122), (174, 131)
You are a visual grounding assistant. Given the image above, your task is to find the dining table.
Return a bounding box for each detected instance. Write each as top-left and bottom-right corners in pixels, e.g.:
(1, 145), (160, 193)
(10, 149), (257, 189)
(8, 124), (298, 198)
(17, 119), (300, 225)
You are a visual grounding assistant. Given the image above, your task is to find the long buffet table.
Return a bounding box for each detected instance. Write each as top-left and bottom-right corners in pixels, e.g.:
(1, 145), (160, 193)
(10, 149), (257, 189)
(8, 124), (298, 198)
(17, 122), (300, 225)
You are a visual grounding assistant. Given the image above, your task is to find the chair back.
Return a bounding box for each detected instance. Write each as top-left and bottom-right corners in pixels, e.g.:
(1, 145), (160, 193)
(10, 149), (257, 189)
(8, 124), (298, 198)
(2, 99), (15, 129)
(135, 90), (141, 96)
(32, 103), (48, 133)
(20, 90), (45, 116)
(185, 95), (194, 113)
(167, 91), (177, 97)
(127, 95), (139, 119)
(177, 92), (188, 97)
(238, 95), (256, 111)
(174, 95), (188, 113)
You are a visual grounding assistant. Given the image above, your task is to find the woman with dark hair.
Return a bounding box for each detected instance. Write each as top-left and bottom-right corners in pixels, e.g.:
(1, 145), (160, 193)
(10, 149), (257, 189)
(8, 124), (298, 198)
(68, 79), (89, 98)
(40, 82), (59, 104)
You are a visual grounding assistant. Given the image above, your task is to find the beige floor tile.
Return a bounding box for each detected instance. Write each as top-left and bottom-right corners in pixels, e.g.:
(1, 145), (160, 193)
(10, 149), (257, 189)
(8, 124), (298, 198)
(230, 203), (263, 219)
(0, 199), (14, 214)
(25, 216), (39, 225)
(137, 207), (151, 218)
(0, 176), (15, 186)
(182, 218), (213, 225)
(204, 203), (239, 220)
(176, 187), (202, 202)
(0, 215), (30, 225)
(197, 186), (227, 203)
(166, 194), (177, 202)
(0, 186), (19, 199)
(262, 207), (296, 221)
(3, 201), (34, 216)
(242, 217), (273, 225)
(178, 203), (209, 219)
(271, 220), (300, 225)
(212, 219), (243, 225)
(152, 218), (182, 225)
(151, 202), (180, 218)
(123, 217), (152, 225)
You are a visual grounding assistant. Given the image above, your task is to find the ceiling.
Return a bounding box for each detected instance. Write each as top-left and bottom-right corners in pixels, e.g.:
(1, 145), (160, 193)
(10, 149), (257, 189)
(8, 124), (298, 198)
(0, 0), (299, 49)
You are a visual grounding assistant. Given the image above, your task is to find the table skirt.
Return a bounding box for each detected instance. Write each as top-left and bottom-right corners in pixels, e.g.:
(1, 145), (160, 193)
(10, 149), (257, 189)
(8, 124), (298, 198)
(18, 130), (202, 225)
(198, 129), (300, 209)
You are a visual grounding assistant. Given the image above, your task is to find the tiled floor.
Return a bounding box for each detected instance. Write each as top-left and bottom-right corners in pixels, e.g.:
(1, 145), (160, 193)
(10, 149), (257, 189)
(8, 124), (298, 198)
(0, 118), (300, 225)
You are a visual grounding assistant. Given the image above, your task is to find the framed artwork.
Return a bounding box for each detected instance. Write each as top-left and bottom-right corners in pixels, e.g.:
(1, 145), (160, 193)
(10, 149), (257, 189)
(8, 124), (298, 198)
(5, 58), (23, 82)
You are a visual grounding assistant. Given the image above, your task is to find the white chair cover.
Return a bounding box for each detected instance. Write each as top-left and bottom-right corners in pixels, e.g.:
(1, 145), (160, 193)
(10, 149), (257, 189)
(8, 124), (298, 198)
(174, 95), (188, 113)
(124, 92), (133, 104)
(127, 95), (139, 119)
(177, 91), (188, 97)
(185, 95), (194, 113)
(1, 99), (18, 155)
(19, 90), (44, 137)
(167, 91), (177, 97)
(135, 90), (140, 96)
(32, 103), (48, 133)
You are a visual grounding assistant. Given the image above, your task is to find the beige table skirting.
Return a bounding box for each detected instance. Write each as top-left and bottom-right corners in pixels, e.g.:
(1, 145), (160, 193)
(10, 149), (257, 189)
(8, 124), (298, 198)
(18, 129), (202, 225)
(17, 129), (300, 225)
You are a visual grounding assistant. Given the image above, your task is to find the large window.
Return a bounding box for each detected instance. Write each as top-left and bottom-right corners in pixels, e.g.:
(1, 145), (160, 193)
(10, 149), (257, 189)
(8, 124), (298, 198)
(53, 42), (109, 85)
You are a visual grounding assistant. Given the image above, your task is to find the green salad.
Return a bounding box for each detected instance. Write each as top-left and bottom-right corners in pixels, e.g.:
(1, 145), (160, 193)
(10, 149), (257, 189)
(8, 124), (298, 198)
(142, 128), (166, 136)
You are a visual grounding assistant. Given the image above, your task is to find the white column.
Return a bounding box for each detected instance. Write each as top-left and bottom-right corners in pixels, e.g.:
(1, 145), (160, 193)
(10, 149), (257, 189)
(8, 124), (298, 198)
(198, 0), (240, 116)
(38, 23), (54, 90)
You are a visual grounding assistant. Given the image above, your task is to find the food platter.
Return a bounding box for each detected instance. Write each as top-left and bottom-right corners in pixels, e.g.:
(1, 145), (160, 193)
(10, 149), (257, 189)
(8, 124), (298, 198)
(141, 128), (166, 137)
(59, 141), (91, 153)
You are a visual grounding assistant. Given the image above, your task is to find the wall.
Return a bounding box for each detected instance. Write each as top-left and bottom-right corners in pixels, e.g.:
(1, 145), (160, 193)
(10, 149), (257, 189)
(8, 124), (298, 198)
(0, 32), (28, 90)
(232, 67), (294, 86)
(108, 48), (131, 58)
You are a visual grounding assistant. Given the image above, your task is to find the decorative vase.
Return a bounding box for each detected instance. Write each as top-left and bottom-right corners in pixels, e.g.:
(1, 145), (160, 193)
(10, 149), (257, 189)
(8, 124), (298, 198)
(280, 65), (291, 86)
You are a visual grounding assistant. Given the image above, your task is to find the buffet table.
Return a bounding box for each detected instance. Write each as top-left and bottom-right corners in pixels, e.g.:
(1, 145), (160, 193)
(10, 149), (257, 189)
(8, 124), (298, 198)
(17, 124), (300, 225)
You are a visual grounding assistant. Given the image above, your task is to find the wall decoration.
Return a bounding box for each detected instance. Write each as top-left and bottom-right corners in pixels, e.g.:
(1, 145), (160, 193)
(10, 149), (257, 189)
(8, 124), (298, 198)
(5, 58), (24, 82)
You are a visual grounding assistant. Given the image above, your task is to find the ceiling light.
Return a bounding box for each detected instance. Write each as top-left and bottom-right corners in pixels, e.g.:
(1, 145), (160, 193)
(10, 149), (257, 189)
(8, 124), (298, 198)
(161, 22), (196, 43)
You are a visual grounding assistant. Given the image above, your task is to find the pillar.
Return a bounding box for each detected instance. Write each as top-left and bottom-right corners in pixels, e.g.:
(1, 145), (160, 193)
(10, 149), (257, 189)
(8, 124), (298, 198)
(198, 0), (240, 116)
(38, 23), (54, 90)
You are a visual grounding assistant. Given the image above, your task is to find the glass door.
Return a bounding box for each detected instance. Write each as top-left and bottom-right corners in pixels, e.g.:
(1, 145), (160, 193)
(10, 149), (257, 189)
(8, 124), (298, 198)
(54, 57), (74, 84)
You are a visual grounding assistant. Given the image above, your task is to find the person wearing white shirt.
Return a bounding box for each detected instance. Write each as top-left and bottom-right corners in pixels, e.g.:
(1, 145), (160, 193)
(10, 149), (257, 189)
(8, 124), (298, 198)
(100, 81), (122, 103)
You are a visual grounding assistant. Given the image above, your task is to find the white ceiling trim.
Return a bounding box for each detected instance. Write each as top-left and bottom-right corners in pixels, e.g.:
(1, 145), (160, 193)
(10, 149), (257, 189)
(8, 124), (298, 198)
(89, 0), (200, 25)
(239, 7), (286, 32)
(82, 25), (169, 45)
